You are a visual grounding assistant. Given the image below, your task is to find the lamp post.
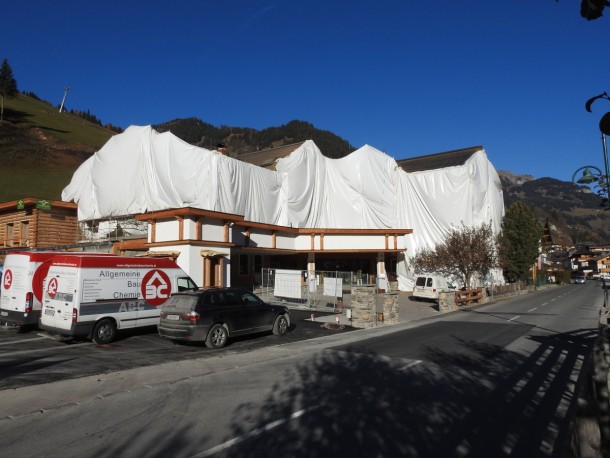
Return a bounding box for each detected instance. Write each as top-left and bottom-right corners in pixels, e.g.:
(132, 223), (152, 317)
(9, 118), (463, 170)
(584, 92), (610, 309)
(584, 92), (610, 204)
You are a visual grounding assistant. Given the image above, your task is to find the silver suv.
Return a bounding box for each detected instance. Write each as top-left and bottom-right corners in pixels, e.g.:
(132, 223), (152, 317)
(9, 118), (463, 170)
(158, 287), (290, 348)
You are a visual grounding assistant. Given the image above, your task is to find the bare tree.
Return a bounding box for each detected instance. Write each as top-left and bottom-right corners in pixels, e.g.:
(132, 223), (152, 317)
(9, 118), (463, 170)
(412, 222), (499, 289)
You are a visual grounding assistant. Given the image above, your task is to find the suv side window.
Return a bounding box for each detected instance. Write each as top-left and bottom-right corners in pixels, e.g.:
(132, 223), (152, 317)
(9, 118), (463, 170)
(200, 292), (222, 307)
(222, 290), (241, 306)
(241, 291), (261, 305)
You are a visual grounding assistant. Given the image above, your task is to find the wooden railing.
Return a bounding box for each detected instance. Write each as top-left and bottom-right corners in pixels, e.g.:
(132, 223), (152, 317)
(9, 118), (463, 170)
(454, 288), (483, 306)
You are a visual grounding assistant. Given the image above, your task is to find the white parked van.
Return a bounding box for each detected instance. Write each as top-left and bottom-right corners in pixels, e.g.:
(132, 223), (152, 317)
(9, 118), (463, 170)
(412, 275), (455, 301)
(40, 255), (198, 344)
(0, 251), (112, 328)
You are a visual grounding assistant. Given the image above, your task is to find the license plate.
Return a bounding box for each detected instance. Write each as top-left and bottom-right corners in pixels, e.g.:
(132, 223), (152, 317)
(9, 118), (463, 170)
(0, 311), (7, 317)
(44, 309), (55, 316)
(166, 314), (180, 321)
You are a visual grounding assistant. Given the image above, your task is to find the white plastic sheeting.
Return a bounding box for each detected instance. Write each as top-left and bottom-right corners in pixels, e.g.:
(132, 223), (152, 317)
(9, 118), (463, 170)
(62, 125), (504, 290)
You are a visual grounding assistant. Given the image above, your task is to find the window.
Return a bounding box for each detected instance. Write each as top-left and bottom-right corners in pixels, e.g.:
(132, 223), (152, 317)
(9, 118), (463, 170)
(241, 291), (261, 305)
(177, 277), (197, 291)
(254, 255), (262, 273)
(239, 254), (249, 276)
(223, 290), (241, 306)
(200, 292), (222, 308)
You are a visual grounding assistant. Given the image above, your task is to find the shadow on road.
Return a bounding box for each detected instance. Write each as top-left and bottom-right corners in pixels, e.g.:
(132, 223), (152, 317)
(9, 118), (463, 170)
(214, 326), (598, 458)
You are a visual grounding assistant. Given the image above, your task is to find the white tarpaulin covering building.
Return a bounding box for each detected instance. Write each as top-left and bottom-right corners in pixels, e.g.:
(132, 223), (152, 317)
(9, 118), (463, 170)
(62, 125), (504, 290)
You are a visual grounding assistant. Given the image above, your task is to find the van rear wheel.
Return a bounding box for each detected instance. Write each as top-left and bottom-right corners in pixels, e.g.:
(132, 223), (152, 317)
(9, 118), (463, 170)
(92, 319), (117, 344)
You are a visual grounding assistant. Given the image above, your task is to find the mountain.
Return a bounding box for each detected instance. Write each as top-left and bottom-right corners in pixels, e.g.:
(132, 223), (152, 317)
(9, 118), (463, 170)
(2, 93), (608, 246)
(153, 118), (354, 158)
(498, 171), (610, 245)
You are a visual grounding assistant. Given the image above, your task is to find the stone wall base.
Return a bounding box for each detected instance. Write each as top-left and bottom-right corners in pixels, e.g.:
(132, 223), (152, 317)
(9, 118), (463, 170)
(348, 286), (399, 328)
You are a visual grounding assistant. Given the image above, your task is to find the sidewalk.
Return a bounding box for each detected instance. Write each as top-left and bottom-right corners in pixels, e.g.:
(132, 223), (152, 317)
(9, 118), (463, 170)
(289, 291), (440, 327)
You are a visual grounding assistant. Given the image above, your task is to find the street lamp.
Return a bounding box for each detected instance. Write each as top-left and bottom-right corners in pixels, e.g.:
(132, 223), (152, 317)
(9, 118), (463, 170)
(584, 92), (610, 204)
(572, 165), (604, 185)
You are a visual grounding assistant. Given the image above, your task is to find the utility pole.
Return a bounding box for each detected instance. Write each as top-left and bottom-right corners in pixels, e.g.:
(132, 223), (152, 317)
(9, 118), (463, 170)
(58, 86), (70, 113)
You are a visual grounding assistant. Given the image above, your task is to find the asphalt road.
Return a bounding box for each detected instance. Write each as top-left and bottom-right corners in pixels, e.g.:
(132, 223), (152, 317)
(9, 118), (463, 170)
(0, 283), (602, 457)
(0, 309), (353, 390)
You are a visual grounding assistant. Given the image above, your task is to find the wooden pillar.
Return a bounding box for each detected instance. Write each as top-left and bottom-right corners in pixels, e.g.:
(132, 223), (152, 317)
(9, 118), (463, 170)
(204, 257), (212, 287)
(218, 256), (226, 286)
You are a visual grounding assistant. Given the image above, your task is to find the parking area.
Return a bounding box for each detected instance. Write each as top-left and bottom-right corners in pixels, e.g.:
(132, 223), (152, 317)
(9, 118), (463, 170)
(0, 309), (354, 391)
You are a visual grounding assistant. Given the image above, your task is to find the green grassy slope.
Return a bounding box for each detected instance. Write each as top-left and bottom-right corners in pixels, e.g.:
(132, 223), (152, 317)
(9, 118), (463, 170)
(4, 94), (115, 148)
(0, 94), (117, 201)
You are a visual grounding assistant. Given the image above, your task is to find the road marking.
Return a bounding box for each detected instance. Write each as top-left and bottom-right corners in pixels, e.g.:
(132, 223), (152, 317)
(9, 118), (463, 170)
(398, 360), (422, 371)
(190, 405), (320, 458)
(0, 336), (49, 346)
(509, 315), (521, 321)
(527, 308), (537, 312)
(541, 302), (548, 306)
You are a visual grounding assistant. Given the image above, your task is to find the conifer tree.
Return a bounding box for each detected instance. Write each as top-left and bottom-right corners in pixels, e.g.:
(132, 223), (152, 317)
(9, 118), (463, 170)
(0, 59), (18, 125)
(498, 201), (543, 282)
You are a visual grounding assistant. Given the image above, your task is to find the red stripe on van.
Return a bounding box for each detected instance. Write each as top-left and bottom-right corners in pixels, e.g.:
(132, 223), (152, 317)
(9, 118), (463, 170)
(49, 255), (179, 269)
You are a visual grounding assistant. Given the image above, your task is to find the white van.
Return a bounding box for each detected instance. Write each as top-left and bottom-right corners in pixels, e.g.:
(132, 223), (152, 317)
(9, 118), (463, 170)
(40, 255), (198, 344)
(0, 251), (112, 328)
(412, 275), (455, 301)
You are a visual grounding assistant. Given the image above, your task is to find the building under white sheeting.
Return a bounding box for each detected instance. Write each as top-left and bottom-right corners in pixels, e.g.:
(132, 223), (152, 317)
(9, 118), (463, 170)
(62, 125), (504, 291)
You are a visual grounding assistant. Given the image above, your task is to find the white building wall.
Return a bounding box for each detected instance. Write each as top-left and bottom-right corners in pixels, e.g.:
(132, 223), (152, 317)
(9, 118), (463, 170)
(293, 235), (311, 251)
(156, 220), (179, 242)
(250, 231), (273, 247)
(203, 221), (225, 241)
(322, 235), (386, 250)
(182, 218), (195, 239)
(275, 234), (297, 250)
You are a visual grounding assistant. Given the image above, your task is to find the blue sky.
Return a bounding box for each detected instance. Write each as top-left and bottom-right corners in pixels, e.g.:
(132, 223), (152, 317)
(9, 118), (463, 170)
(3, 1), (610, 180)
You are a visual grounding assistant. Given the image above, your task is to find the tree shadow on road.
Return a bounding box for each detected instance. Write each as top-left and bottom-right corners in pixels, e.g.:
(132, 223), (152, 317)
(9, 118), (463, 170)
(217, 325), (598, 458)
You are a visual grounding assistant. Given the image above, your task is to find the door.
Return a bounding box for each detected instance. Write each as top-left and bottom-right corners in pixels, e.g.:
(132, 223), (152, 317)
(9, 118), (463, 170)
(41, 272), (76, 332)
(239, 290), (274, 331)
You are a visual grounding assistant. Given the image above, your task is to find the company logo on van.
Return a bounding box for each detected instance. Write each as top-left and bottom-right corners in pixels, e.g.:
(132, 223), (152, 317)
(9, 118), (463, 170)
(47, 277), (59, 298)
(2, 269), (12, 289)
(141, 269), (171, 306)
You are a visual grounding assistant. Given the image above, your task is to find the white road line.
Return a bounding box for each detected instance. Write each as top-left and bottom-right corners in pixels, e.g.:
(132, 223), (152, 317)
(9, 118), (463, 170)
(398, 360), (423, 371)
(190, 405), (319, 458)
(527, 308), (537, 312)
(0, 336), (49, 346)
(509, 315), (521, 321)
(541, 302), (548, 306)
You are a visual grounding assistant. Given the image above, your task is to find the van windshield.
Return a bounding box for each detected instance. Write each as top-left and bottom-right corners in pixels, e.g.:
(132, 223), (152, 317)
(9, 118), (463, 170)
(177, 277), (198, 291)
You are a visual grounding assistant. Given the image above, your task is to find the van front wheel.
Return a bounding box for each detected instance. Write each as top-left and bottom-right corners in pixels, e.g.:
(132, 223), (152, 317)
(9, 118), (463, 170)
(92, 319), (117, 344)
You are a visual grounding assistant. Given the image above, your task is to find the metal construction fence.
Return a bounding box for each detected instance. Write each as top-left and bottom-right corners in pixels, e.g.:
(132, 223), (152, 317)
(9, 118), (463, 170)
(254, 268), (379, 310)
